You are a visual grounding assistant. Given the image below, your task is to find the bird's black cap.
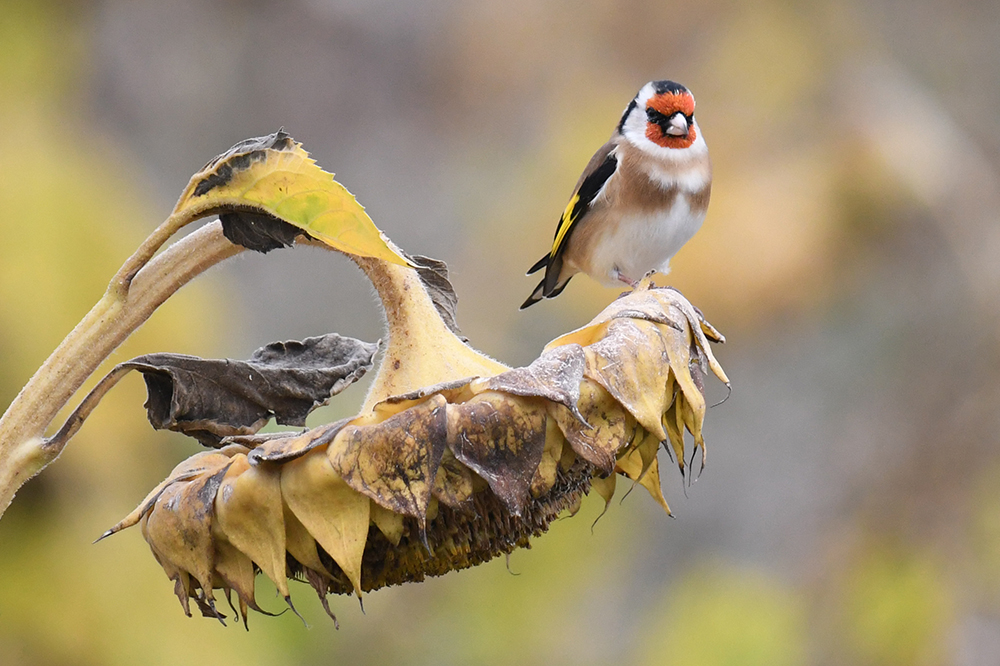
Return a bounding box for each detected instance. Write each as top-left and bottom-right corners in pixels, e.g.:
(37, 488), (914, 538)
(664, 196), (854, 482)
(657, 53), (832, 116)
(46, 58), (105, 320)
(651, 80), (689, 96)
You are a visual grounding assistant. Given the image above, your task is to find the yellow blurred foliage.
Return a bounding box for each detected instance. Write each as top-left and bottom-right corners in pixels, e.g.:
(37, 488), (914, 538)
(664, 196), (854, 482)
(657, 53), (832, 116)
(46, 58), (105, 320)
(840, 543), (954, 666)
(638, 561), (807, 666)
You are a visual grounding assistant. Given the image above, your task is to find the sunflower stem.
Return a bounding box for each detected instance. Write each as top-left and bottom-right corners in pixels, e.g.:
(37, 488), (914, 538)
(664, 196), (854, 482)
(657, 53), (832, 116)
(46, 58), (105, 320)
(0, 221), (243, 520)
(347, 254), (508, 412)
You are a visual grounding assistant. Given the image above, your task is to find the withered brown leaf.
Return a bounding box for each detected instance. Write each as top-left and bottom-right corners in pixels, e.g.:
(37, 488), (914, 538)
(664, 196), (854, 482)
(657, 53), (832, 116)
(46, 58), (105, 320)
(122, 333), (378, 445)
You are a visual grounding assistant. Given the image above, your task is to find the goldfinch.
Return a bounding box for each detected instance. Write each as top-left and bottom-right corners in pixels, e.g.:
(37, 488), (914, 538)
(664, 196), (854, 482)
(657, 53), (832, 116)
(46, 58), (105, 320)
(521, 80), (711, 309)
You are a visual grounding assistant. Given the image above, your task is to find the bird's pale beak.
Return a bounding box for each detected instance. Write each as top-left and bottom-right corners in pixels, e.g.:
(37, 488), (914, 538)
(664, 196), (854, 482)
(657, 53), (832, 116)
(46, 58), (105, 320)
(666, 114), (689, 137)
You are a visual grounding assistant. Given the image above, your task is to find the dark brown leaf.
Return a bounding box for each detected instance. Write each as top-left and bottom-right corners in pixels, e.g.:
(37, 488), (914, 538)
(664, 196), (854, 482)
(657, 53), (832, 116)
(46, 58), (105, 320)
(220, 210), (310, 253)
(407, 254), (466, 341)
(446, 391), (547, 516)
(122, 334), (379, 446)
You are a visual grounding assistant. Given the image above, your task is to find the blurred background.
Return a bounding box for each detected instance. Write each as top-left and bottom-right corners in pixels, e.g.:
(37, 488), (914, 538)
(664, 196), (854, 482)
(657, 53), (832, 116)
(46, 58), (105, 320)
(1, 0), (999, 663)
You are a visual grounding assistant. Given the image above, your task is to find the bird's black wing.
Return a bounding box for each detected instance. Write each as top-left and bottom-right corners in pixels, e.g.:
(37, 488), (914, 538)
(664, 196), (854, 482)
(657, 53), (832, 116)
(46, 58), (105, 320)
(522, 145), (619, 309)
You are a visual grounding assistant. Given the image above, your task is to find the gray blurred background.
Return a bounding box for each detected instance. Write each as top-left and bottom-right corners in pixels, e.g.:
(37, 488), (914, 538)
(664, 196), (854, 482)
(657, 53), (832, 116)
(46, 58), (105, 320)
(1, 0), (999, 664)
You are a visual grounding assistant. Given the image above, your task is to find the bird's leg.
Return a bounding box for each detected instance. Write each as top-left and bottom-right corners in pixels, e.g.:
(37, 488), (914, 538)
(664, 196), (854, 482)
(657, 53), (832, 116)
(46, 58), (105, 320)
(612, 267), (639, 288)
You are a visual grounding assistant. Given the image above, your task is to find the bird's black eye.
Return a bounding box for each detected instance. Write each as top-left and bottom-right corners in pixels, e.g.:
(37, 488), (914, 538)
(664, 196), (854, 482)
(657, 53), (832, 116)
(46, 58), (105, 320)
(646, 108), (669, 125)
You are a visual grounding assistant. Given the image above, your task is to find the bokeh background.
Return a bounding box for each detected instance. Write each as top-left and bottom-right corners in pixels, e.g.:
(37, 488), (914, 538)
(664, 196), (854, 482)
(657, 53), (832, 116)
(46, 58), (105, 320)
(1, 0), (999, 664)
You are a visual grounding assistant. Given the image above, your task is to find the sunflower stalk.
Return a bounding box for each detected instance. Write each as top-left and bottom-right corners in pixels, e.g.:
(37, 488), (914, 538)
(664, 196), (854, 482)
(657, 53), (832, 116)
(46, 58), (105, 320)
(0, 222), (244, 517)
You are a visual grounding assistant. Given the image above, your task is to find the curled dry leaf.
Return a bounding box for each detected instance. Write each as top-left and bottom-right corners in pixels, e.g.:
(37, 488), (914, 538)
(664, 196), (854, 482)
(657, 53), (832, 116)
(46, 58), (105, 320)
(113, 280), (728, 625)
(121, 334), (379, 446)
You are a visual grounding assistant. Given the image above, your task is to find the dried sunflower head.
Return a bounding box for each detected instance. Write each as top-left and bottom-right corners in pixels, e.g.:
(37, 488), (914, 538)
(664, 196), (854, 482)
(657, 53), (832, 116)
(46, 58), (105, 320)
(104, 277), (726, 627)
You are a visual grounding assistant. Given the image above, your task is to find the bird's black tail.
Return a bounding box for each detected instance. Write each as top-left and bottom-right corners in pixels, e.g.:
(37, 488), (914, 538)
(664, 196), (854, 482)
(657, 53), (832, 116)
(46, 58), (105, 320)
(520, 278), (546, 309)
(526, 254), (548, 276)
(520, 274), (572, 310)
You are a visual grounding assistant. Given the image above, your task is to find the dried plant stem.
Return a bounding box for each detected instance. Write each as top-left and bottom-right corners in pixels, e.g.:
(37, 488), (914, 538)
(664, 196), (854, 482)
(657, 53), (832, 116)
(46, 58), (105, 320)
(348, 253), (508, 412)
(0, 222), (243, 519)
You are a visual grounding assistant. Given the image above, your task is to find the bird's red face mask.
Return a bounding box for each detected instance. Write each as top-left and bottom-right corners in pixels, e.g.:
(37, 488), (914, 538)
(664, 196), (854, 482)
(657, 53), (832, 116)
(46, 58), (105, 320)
(645, 92), (697, 149)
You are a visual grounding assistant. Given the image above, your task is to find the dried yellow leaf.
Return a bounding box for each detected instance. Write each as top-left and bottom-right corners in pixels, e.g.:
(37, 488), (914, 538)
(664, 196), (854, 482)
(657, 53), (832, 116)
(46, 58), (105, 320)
(280, 453), (370, 596)
(213, 455), (289, 598)
(548, 381), (630, 475)
(370, 501), (405, 546)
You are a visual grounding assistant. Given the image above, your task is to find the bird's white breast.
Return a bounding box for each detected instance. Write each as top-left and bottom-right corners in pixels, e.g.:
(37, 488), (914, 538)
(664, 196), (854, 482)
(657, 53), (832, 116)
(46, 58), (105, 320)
(587, 193), (706, 287)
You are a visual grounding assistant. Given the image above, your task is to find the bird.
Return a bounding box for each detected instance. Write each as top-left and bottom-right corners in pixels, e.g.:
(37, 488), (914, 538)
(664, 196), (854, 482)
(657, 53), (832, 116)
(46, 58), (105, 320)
(521, 80), (711, 309)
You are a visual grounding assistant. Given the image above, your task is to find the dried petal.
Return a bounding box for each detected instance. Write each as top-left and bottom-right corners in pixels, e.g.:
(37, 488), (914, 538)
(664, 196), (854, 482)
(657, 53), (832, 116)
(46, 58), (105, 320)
(530, 417), (566, 498)
(211, 534), (259, 626)
(329, 395), (448, 530)
(584, 318), (673, 439)
(283, 503), (329, 577)
(483, 344), (587, 424)
(143, 464), (231, 617)
(101, 449), (238, 541)
(280, 453), (370, 596)
(370, 501), (405, 546)
(247, 418), (349, 465)
(591, 473), (616, 509)
(616, 445), (671, 516)
(446, 391), (547, 516)
(213, 455), (289, 597)
(433, 449), (475, 508)
(548, 381), (630, 475)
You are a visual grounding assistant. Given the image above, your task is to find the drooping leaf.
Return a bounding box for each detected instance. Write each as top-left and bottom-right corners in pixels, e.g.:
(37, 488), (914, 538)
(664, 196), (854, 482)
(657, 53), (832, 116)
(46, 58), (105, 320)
(446, 391), (548, 516)
(407, 253), (466, 341)
(219, 210), (305, 253)
(119, 333), (378, 446)
(328, 394), (448, 531)
(280, 453), (370, 596)
(173, 129), (412, 266)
